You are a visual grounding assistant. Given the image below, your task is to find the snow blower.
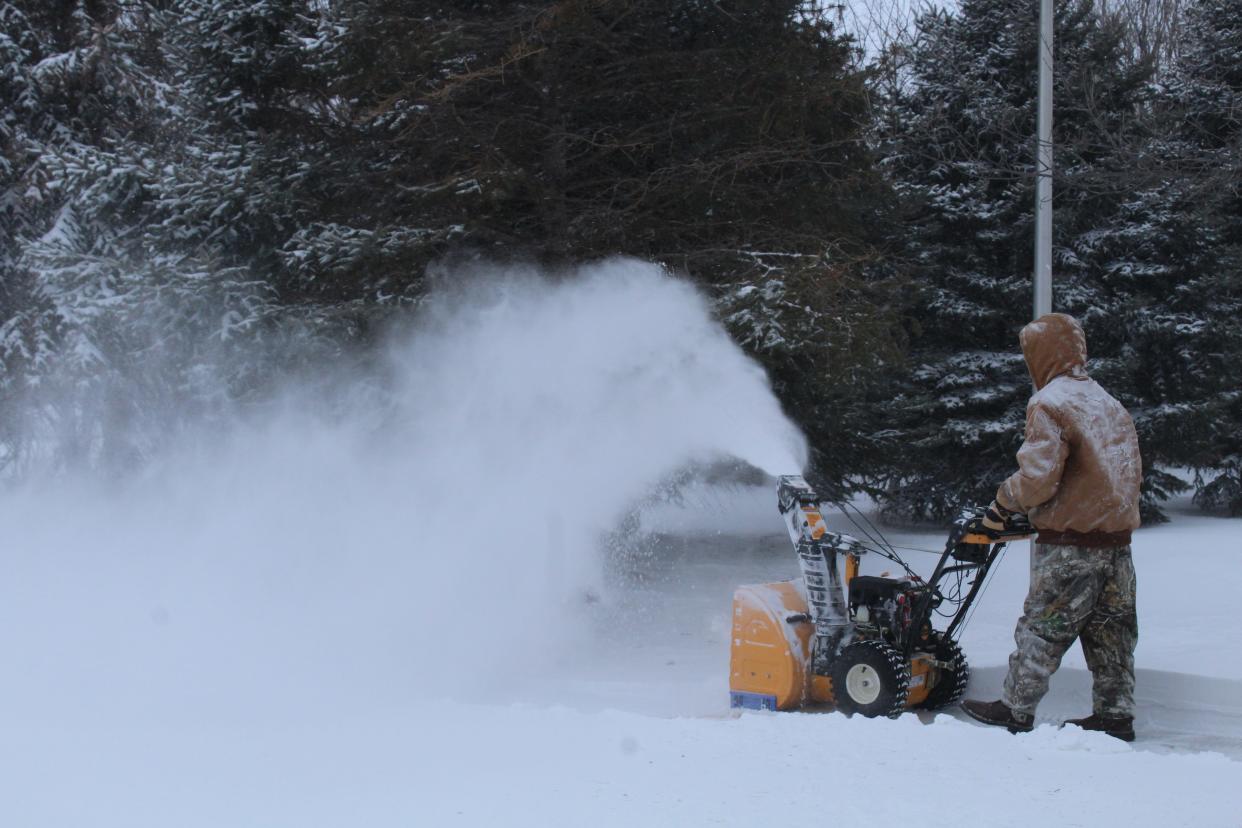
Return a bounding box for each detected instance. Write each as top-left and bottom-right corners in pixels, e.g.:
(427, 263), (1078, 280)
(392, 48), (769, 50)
(728, 475), (1033, 717)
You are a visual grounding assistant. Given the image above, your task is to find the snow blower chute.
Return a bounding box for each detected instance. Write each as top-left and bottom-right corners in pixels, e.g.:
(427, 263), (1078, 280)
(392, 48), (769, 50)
(728, 475), (1032, 717)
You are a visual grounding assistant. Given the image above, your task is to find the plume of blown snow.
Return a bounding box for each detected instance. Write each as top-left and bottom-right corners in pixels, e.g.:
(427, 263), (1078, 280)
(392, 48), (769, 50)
(0, 259), (806, 724)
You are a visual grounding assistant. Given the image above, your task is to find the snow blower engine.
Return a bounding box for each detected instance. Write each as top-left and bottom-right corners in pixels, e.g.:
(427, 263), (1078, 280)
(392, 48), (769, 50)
(728, 475), (1032, 717)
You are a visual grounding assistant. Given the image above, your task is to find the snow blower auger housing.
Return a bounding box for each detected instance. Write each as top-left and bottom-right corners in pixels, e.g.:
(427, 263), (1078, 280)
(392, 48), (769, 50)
(728, 475), (1032, 717)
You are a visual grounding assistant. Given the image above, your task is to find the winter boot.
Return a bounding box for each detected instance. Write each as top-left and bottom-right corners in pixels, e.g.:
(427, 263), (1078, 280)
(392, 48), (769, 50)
(1063, 714), (1135, 742)
(961, 699), (1033, 734)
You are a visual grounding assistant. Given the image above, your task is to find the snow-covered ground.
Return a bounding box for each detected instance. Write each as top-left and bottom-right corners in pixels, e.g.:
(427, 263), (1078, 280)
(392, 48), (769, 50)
(5, 485), (1239, 827)
(2, 266), (1239, 826)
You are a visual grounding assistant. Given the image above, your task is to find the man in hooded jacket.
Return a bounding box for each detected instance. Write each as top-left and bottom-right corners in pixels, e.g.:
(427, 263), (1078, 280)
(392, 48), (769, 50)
(961, 313), (1142, 741)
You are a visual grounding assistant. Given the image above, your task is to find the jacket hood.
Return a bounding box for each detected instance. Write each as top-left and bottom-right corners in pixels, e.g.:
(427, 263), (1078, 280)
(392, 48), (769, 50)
(1019, 313), (1087, 390)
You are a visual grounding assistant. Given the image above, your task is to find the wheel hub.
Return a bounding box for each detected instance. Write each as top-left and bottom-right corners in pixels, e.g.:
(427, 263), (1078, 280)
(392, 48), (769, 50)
(845, 663), (882, 705)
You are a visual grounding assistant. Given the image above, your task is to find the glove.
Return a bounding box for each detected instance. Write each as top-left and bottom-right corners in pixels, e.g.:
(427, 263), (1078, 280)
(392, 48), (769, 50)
(980, 500), (1019, 536)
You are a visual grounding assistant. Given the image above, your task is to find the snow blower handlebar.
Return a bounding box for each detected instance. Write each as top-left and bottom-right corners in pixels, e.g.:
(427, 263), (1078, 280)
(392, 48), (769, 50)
(951, 505), (1035, 548)
(902, 507), (1035, 658)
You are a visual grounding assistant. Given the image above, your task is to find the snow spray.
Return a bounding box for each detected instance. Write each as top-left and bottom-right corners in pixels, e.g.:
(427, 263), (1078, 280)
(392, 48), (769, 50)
(0, 259), (805, 723)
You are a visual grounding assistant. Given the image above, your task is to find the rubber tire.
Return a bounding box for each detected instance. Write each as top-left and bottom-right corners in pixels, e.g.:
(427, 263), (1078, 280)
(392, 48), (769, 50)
(831, 640), (910, 719)
(917, 635), (970, 711)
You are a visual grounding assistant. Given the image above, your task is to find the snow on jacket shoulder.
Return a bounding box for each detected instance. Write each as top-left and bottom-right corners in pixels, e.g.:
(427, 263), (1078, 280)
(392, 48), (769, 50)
(995, 313), (1142, 541)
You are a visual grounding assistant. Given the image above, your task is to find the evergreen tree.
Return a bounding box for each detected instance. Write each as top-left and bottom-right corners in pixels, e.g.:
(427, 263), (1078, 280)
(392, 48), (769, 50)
(157, 0), (332, 274)
(872, 0), (1169, 521)
(10, 0), (1229, 515)
(0, 0), (160, 470)
(1166, 0), (1242, 514)
(2, 0), (904, 488)
(305, 0), (907, 491)
(0, 1), (317, 473)
(1066, 0), (1242, 516)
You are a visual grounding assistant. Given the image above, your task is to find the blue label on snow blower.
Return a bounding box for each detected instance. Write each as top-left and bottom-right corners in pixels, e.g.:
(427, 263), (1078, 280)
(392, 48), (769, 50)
(730, 691), (778, 711)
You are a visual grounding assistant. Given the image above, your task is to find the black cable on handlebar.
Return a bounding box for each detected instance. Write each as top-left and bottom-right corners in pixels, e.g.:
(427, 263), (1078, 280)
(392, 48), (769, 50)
(868, 545), (923, 582)
(887, 543), (944, 555)
(934, 569), (971, 618)
(829, 499), (942, 588)
(834, 498), (902, 559)
(834, 507), (890, 555)
(953, 542), (1009, 638)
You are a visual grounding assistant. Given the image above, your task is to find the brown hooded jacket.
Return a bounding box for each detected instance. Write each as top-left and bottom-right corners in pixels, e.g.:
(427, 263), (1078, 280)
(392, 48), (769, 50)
(995, 313), (1142, 545)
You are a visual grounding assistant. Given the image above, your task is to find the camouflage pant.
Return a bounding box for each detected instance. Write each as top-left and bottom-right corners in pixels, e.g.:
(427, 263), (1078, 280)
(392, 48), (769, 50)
(1001, 543), (1138, 719)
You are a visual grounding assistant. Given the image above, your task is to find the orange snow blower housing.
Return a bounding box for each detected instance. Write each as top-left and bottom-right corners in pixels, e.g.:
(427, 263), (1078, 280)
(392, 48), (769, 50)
(729, 476), (1032, 717)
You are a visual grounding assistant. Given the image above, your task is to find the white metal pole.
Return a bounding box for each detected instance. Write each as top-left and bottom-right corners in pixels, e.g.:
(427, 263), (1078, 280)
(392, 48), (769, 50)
(1033, 0), (1054, 319)
(1031, 0), (1055, 572)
